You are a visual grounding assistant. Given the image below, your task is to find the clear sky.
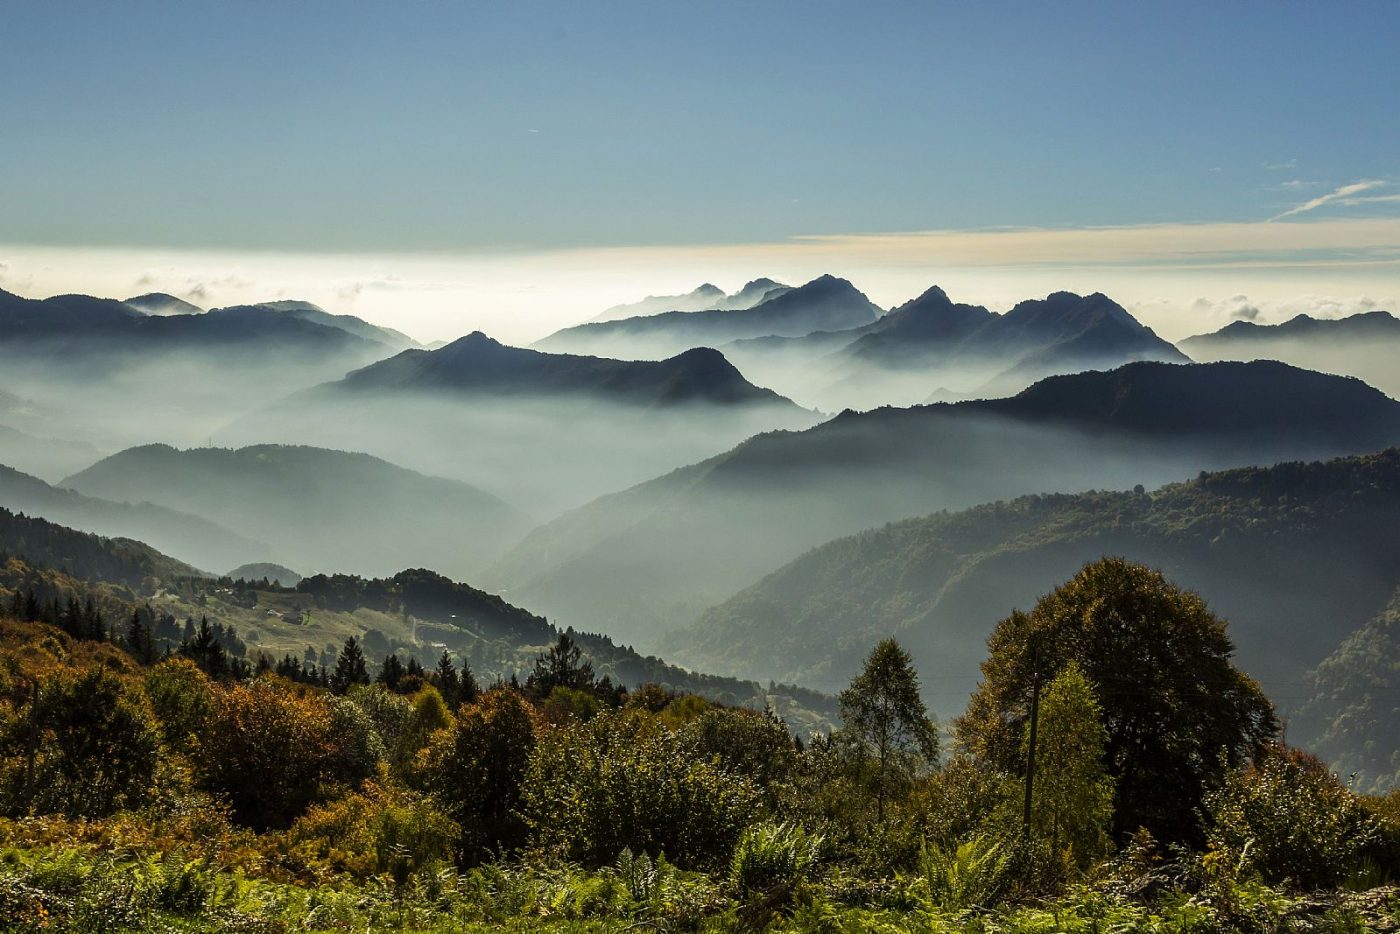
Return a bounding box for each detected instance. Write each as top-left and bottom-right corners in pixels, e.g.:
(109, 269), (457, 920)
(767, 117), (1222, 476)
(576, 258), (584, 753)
(1, 0), (1397, 342)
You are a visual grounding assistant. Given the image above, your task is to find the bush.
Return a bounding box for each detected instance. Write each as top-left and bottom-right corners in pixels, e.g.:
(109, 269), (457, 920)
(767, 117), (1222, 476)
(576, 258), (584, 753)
(1205, 744), (1380, 889)
(917, 832), (1017, 911)
(729, 821), (822, 903)
(523, 710), (762, 870)
(142, 658), (214, 752)
(280, 782), (457, 880)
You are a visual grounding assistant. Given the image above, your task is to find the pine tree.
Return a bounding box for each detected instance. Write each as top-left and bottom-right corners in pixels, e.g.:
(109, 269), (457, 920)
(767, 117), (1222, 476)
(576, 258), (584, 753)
(433, 651), (460, 706)
(526, 632), (595, 699)
(331, 636), (370, 694)
(838, 638), (940, 824)
(379, 653), (405, 692)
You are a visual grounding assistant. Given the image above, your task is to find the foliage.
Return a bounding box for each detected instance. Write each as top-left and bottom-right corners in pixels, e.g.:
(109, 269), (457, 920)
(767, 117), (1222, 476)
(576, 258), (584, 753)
(522, 709), (762, 869)
(837, 638), (939, 823)
(142, 657), (214, 752)
(917, 832), (1018, 911)
(958, 557), (1278, 844)
(729, 820), (823, 906)
(1028, 660), (1114, 869)
(1205, 744), (1382, 889)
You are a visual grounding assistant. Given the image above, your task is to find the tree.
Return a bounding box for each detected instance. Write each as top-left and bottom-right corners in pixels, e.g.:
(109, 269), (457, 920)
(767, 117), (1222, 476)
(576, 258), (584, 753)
(143, 657), (214, 751)
(331, 636), (370, 694)
(1027, 661), (1114, 868)
(378, 653), (405, 692)
(838, 638), (939, 823)
(526, 632), (595, 698)
(957, 558), (1277, 844)
(180, 616), (229, 679)
(432, 651), (459, 706)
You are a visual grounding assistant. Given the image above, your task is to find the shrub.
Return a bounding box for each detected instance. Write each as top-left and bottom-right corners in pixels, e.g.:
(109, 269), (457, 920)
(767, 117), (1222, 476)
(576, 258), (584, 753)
(917, 832), (1017, 911)
(729, 821), (823, 903)
(1205, 744), (1380, 889)
(142, 658), (214, 752)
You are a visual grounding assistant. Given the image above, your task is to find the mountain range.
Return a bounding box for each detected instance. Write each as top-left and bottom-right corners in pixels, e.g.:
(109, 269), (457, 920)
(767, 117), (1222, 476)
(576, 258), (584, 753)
(1179, 310), (1400, 398)
(62, 444), (530, 579)
(587, 278), (791, 323)
(664, 448), (1400, 724)
(486, 360), (1400, 649)
(537, 275), (882, 359)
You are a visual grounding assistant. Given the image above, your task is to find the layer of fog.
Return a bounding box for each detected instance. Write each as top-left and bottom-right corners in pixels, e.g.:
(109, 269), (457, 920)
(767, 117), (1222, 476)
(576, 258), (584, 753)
(1181, 334), (1400, 399)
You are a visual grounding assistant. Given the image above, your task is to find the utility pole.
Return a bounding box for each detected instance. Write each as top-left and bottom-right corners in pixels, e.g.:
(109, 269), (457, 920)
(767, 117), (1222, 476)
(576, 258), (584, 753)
(1022, 648), (1041, 839)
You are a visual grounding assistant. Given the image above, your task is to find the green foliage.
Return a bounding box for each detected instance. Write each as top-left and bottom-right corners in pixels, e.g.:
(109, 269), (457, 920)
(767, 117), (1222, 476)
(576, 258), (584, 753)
(522, 709), (763, 869)
(1029, 661), (1114, 868)
(1205, 744), (1381, 889)
(415, 688), (535, 863)
(143, 657), (214, 752)
(959, 557), (1278, 844)
(838, 638), (939, 823)
(0, 667), (159, 818)
(916, 832), (1017, 912)
(682, 706), (798, 792)
(729, 821), (822, 904)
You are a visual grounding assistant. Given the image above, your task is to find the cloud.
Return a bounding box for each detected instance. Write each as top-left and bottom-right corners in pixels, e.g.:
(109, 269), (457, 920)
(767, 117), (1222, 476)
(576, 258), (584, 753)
(1230, 304), (1261, 321)
(1271, 180), (1387, 220)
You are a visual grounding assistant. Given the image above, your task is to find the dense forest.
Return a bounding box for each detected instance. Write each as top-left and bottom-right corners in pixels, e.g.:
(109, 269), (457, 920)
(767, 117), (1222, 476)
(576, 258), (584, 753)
(0, 547), (1394, 931)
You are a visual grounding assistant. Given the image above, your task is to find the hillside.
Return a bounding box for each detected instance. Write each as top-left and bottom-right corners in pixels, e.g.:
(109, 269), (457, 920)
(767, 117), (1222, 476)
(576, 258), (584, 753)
(536, 275), (882, 358)
(587, 278), (790, 323)
(0, 505), (207, 588)
(666, 449), (1400, 726)
(1179, 310), (1400, 397)
(63, 444), (531, 579)
(487, 361), (1400, 649)
(0, 463), (262, 573)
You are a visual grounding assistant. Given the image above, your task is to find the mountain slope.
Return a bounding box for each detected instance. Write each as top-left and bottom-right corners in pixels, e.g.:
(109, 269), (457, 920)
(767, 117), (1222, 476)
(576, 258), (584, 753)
(487, 361), (1400, 649)
(0, 505), (207, 587)
(536, 275), (881, 358)
(250, 300), (420, 350)
(587, 279), (793, 323)
(62, 444), (531, 579)
(1179, 310), (1400, 397)
(0, 464), (261, 573)
(666, 449), (1400, 725)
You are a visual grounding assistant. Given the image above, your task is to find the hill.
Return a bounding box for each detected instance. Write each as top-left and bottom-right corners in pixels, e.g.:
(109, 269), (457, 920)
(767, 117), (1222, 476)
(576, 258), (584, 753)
(0, 504), (207, 588)
(124, 292), (206, 315)
(486, 361), (1400, 649)
(63, 444), (531, 579)
(227, 562), (303, 587)
(587, 278), (790, 323)
(249, 300), (420, 351)
(666, 449), (1400, 727)
(225, 338), (818, 517)
(536, 275), (881, 358)
(1179, 310), (1400, 397)
(0, 463), (262, 573)
(0, 423), (102, 481)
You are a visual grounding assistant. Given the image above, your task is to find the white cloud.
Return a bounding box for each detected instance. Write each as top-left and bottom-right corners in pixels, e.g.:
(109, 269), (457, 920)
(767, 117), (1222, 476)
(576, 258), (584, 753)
(1271, 180), (1387, 220)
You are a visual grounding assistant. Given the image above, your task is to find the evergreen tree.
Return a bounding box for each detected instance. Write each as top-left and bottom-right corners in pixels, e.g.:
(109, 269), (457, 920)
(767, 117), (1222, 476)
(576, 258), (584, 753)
(526, 632), (595, 699)
(838, 638), (939, 824)
(433, 651), (459, 706)
(331, 636), (370, 694)
(379, 653), (405, 692)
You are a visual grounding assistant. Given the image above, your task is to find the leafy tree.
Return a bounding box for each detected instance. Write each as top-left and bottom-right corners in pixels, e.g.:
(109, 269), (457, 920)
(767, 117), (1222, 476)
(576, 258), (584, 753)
(838, 638), (939, 823)
(0, 668), (159, 817)
(143, 657), (215, 751)
(1027, 661), (1114, 868)
(681, 706), (798, 792)
(958, 558), (1278, 843)
(415, 688), (536, 863)
(331, 636), (370, 694)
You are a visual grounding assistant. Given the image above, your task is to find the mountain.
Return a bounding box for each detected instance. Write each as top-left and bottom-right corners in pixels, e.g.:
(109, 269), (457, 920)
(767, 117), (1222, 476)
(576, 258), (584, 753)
(225, 337), (818, 517)
(62, 444), (531, 579)
(1179, 310), (1400, 397)
(587, 278), (791, 323)
(486, 361), (1400, 649)
(1297, 587), (1400, 793)
(226, 562), (303, 587)
(124, 292), (205, 315)
(0, 505), (207, 588)
(0, 463), (262, 573)
(249, 300), (420, 351)
(536, 275), (881, 358)
(0, 424), (102, 482)
(665, 449), (1400, 727)
(724, 288), (1189, 410)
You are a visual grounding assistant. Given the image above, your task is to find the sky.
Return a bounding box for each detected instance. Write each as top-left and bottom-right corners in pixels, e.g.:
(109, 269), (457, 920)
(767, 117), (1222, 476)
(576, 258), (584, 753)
(1, 0), (1397, 343)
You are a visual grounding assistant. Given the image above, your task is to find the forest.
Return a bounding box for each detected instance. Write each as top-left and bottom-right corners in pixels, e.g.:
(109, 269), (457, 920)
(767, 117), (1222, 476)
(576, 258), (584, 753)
(0, 556), (1394, 932)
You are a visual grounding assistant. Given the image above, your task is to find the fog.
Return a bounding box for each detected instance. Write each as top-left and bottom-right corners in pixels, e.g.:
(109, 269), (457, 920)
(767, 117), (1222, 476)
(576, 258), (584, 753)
(1181, 334), (1400, 399)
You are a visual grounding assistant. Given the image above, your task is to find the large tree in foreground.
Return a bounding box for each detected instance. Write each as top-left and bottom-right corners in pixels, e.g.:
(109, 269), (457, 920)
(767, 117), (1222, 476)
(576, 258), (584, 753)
(957, 557), (1276, 844)
(839, 638), (940, 823)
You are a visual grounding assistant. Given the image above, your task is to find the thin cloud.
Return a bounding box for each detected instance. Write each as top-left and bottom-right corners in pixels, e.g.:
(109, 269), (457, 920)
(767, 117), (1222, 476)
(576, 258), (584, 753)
(1272, 180), (1386, 221)
(1262, 159), (1298, 170)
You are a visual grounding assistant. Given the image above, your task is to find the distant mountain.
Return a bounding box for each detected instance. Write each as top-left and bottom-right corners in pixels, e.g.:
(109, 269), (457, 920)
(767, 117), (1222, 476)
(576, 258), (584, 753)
(248, 300), (420, 351)
(724, 288), (1189, 410)
(1179, 310), (1400, 397)
(537, 275), (880, 358)
(227, 562), (303, 587)
(124, 292), (205, 315)
(666, 449), (1400, 725)
(0, 463), (262, 573)
(226, 337), (818, 517)
(333, 332), (799, 408)
(0, 423), (102, 482)
(62, 444), (531, 579)
(1298, 587), (1400, 793)
(486, 361), (1400, 649)
(587, 278), (791, 323)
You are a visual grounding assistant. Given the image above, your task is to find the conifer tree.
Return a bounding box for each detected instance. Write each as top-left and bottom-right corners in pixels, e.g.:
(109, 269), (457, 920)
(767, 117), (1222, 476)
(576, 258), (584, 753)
(433, 650), (460, 706)
(331, 636), (370, 694)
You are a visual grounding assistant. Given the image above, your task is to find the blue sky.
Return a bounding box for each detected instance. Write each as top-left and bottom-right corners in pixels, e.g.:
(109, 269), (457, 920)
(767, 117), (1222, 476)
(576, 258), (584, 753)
(1, 0), (1397, 340)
